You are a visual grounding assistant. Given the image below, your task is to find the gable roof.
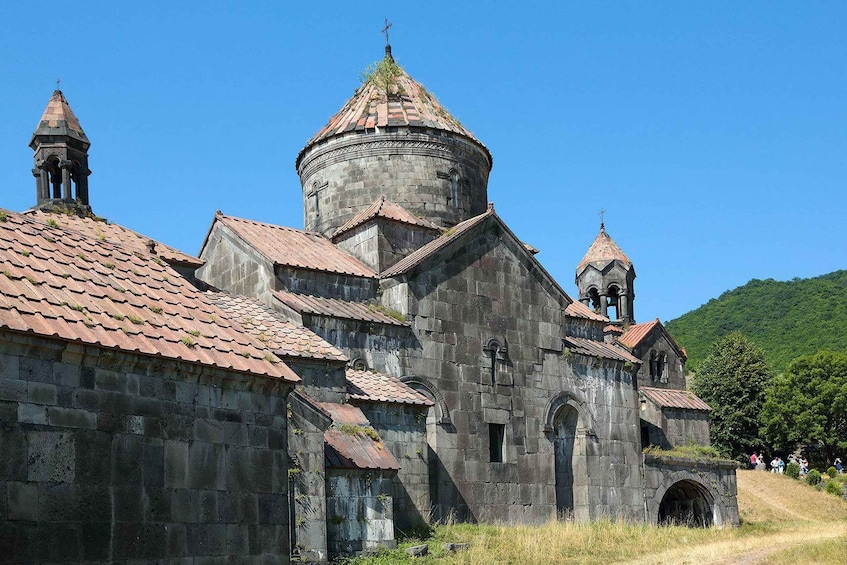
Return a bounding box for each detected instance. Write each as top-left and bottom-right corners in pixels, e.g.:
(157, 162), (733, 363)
(205, 291), (348, 363)
(298, 50), (490, 168)
(346, 369), (433, 406)
(330, 195), (441, 241)
(577, 226), (633, 275)
(564, 336), (641, 364)
(381, 205), (575, 310)
(24, 210), (203, 268)
(640, 387), (711, 412)
(207, 212), (376, 278)
(0, 209), (298, 382)
(273, 290), (409, 327)
(617, 318), (687, 360)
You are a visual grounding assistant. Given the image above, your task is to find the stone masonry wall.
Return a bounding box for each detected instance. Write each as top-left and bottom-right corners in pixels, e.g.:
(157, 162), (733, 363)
(0, 332), (293, 563)
(380, 221), (645, 524)
(641, 404), (710, 449)
(355, 401), (429, 530)
(197, 223), (276, 306)
(325, 470), (395, 557)
(275, 267), (377, 303)
(297, 130), (491, 237)
(334, 221), (438, 274)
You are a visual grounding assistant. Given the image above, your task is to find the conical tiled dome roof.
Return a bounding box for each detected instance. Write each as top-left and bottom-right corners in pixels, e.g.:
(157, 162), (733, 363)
(30, 90), (89, 147)
(576, 225), (632, 274)
(301, 50), (489, 161)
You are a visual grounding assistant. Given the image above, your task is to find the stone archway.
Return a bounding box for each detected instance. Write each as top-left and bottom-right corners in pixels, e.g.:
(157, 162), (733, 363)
(658, 479), (714, 527)
(553, 404), (580, 517)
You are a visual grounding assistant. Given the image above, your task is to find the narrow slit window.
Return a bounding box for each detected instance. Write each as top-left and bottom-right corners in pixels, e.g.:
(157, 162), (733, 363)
(489, 423), (505, 463)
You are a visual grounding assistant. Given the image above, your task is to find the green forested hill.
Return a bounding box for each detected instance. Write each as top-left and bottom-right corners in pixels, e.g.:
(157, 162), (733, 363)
(665, 270), (847, 374)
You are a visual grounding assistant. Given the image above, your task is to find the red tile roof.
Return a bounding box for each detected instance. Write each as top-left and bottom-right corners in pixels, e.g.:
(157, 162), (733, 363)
(0, 209), (298, 382)
(640, 387), (711, 412)
(25, 210), (202, 268)
(273, 290), (409, 327)
(205, 291), (347, 362)
(319, 402), (400, 471)
(604, 324), (624, 334)
(564, 337), (641, 364)
(346, 369), (433, 406)
(617, 319), (661, 349)
(32, 90), (88, 145)
(380, 206), (495, 278)
(300, 52), (490, 166)
(330, 196), (440, 240)
(211, 213), (376, 278)
(565, 300), (609, 322)
(577, 226), (632, 274)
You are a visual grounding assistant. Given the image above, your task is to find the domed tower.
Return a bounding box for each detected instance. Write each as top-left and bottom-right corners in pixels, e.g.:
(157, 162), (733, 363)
(29, 89), (92, 214)
(295, 44), (493, 237)
(575, 221), (636, 324)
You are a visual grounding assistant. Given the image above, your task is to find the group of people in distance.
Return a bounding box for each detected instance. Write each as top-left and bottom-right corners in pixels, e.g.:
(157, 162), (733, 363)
(749, 453), (844, 475)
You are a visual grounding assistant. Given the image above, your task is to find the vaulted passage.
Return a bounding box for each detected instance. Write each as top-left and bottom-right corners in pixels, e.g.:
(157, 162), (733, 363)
(658, 480), (713, 527)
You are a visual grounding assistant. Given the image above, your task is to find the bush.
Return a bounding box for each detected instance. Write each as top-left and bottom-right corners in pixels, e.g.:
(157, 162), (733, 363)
(825, 480), (843, 497)
(785, 461), (801, 479)
(827, 466), (837, 478)
(807, 469), (822, 486)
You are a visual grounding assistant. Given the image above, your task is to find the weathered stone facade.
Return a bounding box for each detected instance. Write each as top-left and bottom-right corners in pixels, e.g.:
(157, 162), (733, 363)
(0, 332), (293, 563)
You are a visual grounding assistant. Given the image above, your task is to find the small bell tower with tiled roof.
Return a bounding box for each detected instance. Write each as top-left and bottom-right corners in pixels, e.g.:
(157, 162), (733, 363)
(296, 36), (492, 237)
(29, 89), (92, 215)
(575, 217), (636, 324)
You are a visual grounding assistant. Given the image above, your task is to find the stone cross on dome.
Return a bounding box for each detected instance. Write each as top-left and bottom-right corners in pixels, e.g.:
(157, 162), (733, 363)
(599, 208), (606, 231)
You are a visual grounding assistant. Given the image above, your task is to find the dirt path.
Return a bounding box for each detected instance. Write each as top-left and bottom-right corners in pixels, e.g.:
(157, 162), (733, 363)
(621, 524), (846, 565)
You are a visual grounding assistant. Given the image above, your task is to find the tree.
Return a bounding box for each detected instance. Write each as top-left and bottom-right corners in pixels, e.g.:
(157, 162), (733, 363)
(761, 350), (847, 465)
(692, 332), (772, 459)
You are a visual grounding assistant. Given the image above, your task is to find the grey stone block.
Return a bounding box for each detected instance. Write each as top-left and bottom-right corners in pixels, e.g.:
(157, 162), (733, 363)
(165, 440), (189, 488)
(47, 406), (96, 429)
(0, 377), (26, 402)
(8, 481), (38, 521)
(28, 431), (75, 483)
(18, 403), (47, 425)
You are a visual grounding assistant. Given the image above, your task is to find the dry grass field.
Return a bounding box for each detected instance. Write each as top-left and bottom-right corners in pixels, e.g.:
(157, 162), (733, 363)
(342, 470), (847, 564)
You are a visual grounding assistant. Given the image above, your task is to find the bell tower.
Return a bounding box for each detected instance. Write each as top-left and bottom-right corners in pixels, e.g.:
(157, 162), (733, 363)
(29, 89), (92, 214)
(575, 220), (636, 324)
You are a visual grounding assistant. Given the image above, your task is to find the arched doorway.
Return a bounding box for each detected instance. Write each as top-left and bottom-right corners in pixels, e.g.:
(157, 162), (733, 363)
(553, 405), (580, 518)
(658, 480), (713, 527)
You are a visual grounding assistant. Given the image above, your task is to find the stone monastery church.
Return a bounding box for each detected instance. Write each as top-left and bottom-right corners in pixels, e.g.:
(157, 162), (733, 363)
(0, 42), (738, 562)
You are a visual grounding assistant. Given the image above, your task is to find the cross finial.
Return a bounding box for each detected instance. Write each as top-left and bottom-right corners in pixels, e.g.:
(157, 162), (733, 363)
(599, 208), (606, 231)
(382, 18), (392, 46)
(56, 78), (61, 90)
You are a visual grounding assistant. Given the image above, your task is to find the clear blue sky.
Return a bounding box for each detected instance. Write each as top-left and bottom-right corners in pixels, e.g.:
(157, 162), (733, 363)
(2, 3), (844, 323)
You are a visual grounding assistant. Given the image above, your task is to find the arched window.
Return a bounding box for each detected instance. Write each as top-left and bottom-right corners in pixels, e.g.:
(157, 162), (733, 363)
(606, 285), (620, 321)
(657, 353), (667, 383)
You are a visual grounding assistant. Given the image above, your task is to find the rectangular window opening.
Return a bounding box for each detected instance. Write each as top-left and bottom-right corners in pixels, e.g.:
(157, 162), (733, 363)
(489, 423), (505, 463)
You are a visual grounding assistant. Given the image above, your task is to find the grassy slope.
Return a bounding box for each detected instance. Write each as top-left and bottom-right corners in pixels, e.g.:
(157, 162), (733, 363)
(664, 270), (847, 373)
(342, 470), (847, 564)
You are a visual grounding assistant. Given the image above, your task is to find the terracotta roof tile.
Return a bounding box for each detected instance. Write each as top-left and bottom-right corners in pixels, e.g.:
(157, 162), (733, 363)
(273, 290), (408, 327)
(205, 291), (348, 362)
(25, 210), (203, 267)
(381, 206), (495, 278)
(213, 213), (376, 278)
(299, 54), (491, 167)
(617, 319), (661, 349)
(564, 336), (641, 364)
(565, 300), (609, 322)
(0, 209), (298, 383)
(330, 196), (440, 240)
(318, 402), (400, 471)
(346, 369), (433, 406)
(32, 90), (88, 145)
(577, 226), (632, 274)
(604, 324), (625, 334)
(640, 387), (711, 412)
